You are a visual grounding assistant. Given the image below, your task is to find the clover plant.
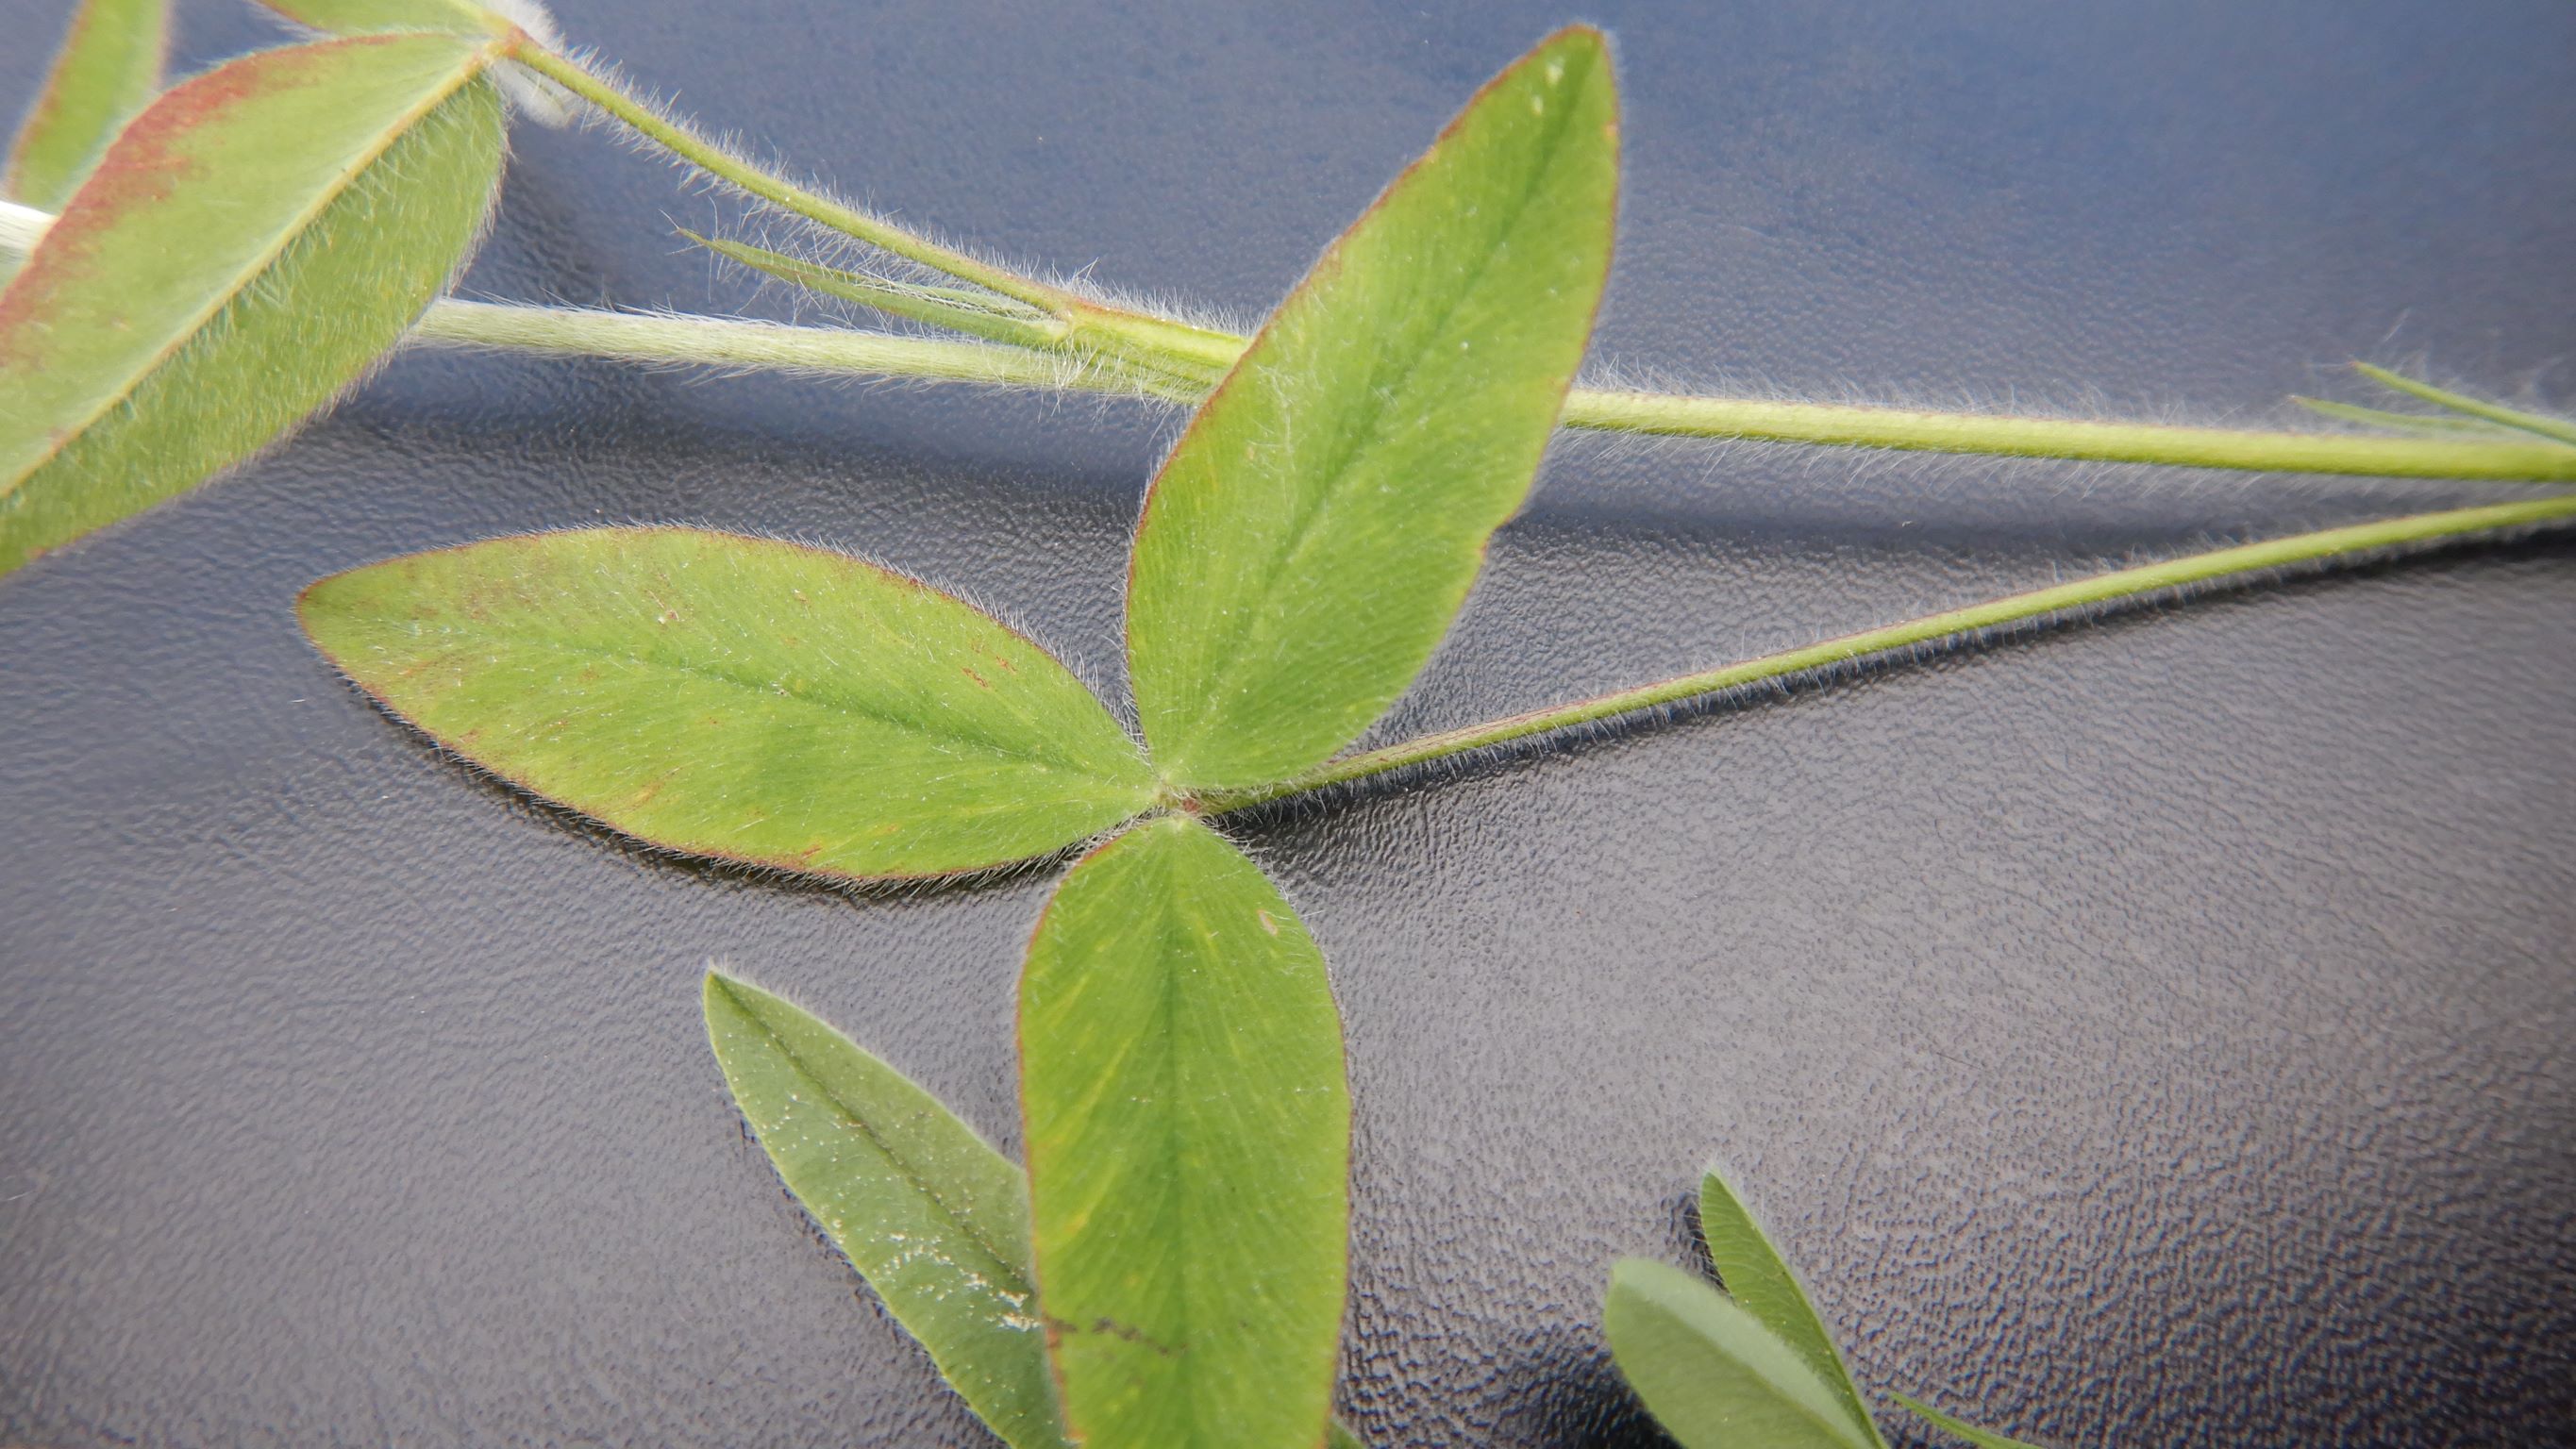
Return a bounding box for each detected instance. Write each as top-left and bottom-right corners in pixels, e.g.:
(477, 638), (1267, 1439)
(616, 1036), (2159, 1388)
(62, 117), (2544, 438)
(4, 1), (2574, 1445)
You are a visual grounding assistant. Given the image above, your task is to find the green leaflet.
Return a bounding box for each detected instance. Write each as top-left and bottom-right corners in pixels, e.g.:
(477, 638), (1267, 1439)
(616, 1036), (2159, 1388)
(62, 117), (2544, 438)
(1124, 26), (1619, 791)
(705, 971), (1377, 1449)
(1698, 1168), (1885, 1447)
(0, 34), (504, 578)
(5, 0), (168, 211)
(1602, 1258), (1877, 1449)
(1020, 815), (1350, 1449)
(300, 527), (1159, 881)
(1891, 1393), (2054, 1449)
(703, 971), (1071, 1449)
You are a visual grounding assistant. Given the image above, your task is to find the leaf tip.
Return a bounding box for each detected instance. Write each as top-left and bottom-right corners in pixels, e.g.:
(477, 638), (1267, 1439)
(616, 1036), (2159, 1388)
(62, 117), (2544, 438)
(701, 969), (777, 1064)
(1535, 21), (1612, 61)
(293, 565), (354, 638)
(1603, 1254), (1664, 1301)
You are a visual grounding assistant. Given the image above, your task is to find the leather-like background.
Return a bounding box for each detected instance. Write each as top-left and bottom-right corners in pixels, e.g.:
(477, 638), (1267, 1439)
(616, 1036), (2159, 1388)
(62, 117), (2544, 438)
(3, 2), (2571, 1444)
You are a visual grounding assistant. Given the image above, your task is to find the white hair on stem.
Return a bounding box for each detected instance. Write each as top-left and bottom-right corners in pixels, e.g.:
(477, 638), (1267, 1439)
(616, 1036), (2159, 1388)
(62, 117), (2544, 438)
(480, 0), (576, 127)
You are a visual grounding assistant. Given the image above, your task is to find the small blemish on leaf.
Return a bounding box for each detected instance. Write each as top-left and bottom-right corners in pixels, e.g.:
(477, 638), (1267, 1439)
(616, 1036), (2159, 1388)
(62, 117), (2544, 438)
(1257, 908), (1280, 936)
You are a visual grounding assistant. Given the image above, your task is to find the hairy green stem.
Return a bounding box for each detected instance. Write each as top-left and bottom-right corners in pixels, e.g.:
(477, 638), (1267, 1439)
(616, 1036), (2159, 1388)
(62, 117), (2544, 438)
(410, 298), (1170, 392)
(416, 291), (2576, 481)
(510, 42), (1246, 381)
(1198, 492), (2576, 811)
(2352, 362), (2576, 449)
(6, 192), (2571, 481)
(508, 45), (1067, 312)
(494, 48), (2576, 484)
(1556, 390), (2576, 481)
(690, 231), (1068, 349)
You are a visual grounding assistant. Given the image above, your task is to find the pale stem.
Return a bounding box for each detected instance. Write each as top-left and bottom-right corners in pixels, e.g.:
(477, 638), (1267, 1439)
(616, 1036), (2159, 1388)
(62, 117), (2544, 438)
(413, 296), (2576, 482)
(411, 299), (1161, 393)
(1199, 492), (2576, 812)
(489, 44), (2576, 484)
(5, 195), (2571, 481)
(1556, 390), (2576, 483)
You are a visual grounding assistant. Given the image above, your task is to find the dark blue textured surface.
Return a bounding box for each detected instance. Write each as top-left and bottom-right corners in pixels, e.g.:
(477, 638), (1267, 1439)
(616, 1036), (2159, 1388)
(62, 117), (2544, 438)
(2, 2), (2571, 1445)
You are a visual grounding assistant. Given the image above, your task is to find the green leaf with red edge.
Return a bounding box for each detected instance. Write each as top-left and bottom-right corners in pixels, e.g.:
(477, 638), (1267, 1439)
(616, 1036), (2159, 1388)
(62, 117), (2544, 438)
(0, 33), (505, 577)
(1124, 25), (1619, 791)
(252, 0), (577, 126)
(6, 0), (169, 212)
(1020, 815), (1350, 1449)
(298, 527), (1160, 882)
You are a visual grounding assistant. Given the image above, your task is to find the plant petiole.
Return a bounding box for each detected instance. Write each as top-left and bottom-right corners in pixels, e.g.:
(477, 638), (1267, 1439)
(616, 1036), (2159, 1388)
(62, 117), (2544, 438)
(508, 40), (1244, 391)
(412, 298), (1165, 393)
(2351, 361), (2576, 449)
(505, 43), (1070, 313)
(494, 42), (2576, 486)
(687, 231), (1071, 350)
(1556, 388), (2576, 482)
(1198, 491), (2576, 812)
(7, 189), (2574, 483)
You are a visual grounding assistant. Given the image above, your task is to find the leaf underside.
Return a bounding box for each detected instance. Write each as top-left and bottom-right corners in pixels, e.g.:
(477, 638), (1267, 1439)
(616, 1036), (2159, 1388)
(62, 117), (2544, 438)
(5, 0), (169, 212)
(1020, 815), (1350, 1449)
(0, 33), (504, 577)
(299, 527), (1159, 881)
(1890, 1392), (2054, 1449)
(703, 971), (1071, 1449)
(1602, 1257), (1877, 1449)
(1698, 1169), (1885, 1447)
(1124, 25), (1620, 791)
